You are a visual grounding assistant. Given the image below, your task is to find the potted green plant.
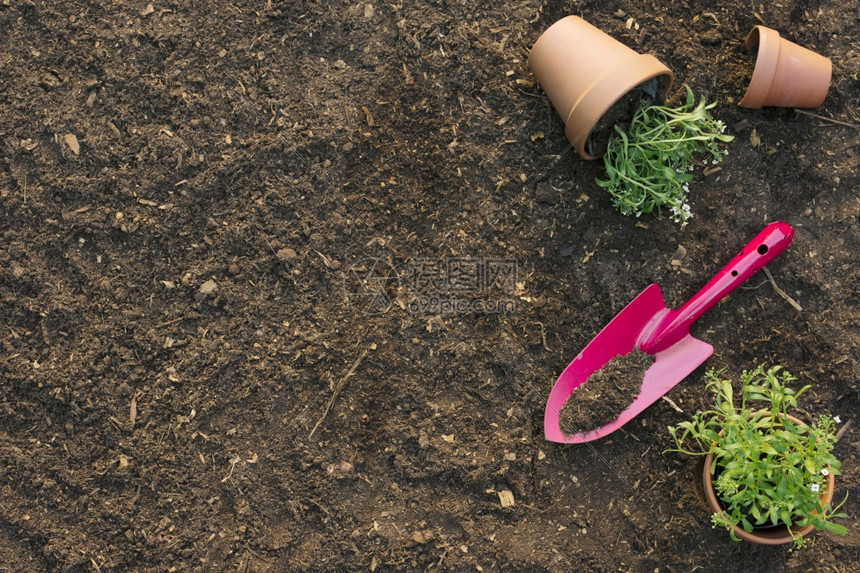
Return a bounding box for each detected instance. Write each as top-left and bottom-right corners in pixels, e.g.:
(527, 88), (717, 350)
(667, 365), (847, 550)
(597, 86), (734, 224)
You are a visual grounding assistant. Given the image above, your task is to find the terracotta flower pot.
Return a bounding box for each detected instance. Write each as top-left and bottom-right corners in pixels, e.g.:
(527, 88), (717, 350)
(528, 16), (673, 160)
(739, 26), (832, 109)
(702, 414), (837, 545)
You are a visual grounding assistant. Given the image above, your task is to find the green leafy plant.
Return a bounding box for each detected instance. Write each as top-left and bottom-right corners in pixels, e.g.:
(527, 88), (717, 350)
(597, 86), (734, 224)
(667, 366), (847, 550)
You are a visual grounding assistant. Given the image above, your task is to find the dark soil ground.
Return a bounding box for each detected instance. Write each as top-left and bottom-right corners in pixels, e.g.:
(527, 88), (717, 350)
(0, 1), (857, 571)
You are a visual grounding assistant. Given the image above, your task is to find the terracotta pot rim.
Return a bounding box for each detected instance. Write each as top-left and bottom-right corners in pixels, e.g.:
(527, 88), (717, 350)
(738, 26), (781, 109)
(738, 25), (832, 109)
(702, 413), (836, 545)
(564, 56), (672, 160)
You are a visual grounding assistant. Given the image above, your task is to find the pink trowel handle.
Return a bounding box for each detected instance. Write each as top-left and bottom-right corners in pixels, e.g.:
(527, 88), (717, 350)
(640, 221), (795, 353)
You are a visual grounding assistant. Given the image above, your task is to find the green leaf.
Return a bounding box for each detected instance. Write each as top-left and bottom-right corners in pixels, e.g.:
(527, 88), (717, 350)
(823, 522), (847, 535)
(768, 507), (779, 526)
(759, 443), (778, 456)
(750, 504), (761, 521)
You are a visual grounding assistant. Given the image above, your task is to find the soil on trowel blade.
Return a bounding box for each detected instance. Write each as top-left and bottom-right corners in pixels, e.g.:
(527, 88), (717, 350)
(558, 348), (655, 436)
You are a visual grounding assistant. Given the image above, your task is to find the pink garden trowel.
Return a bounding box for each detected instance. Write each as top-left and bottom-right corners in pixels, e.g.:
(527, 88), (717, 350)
(545, 222), (795, 443)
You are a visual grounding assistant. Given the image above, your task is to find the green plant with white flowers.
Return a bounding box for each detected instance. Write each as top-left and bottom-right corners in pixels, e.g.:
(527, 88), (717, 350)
(597, 86), (734, 224)
(667, 365), (847, 550)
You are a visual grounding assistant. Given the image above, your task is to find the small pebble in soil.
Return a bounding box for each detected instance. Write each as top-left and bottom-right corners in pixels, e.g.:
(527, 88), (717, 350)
(198, 279), (218, 295)
(276, 247), (297, 261)
(699, 29), (723, 45)
(558, 348), (654, 436)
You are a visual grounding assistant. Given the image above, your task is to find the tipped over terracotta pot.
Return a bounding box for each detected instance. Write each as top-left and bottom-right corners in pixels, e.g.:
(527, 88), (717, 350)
(528, 16), (673, 160)
(739, 26), (832, 109)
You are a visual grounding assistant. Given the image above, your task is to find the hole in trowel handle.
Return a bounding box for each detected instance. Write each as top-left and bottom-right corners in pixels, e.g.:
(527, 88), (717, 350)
(757, 244), (769, 255)
(731, 270), (738, 277)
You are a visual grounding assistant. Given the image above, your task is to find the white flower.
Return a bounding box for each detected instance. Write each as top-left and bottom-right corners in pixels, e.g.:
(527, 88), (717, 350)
(821, 469), (830, 476)
(834, 416), (841, 423)
(810, 483), (820, 493)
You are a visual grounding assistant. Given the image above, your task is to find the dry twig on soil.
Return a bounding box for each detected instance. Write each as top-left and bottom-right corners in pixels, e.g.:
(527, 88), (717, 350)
(309, 347), (369, 438)
(763, 267), (803, 312)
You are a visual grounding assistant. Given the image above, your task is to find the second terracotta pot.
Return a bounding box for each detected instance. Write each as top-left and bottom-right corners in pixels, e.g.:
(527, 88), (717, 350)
(702, 414), (836, 545)
(739, 26), (832, 108)
(528, 16), (673, 160)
